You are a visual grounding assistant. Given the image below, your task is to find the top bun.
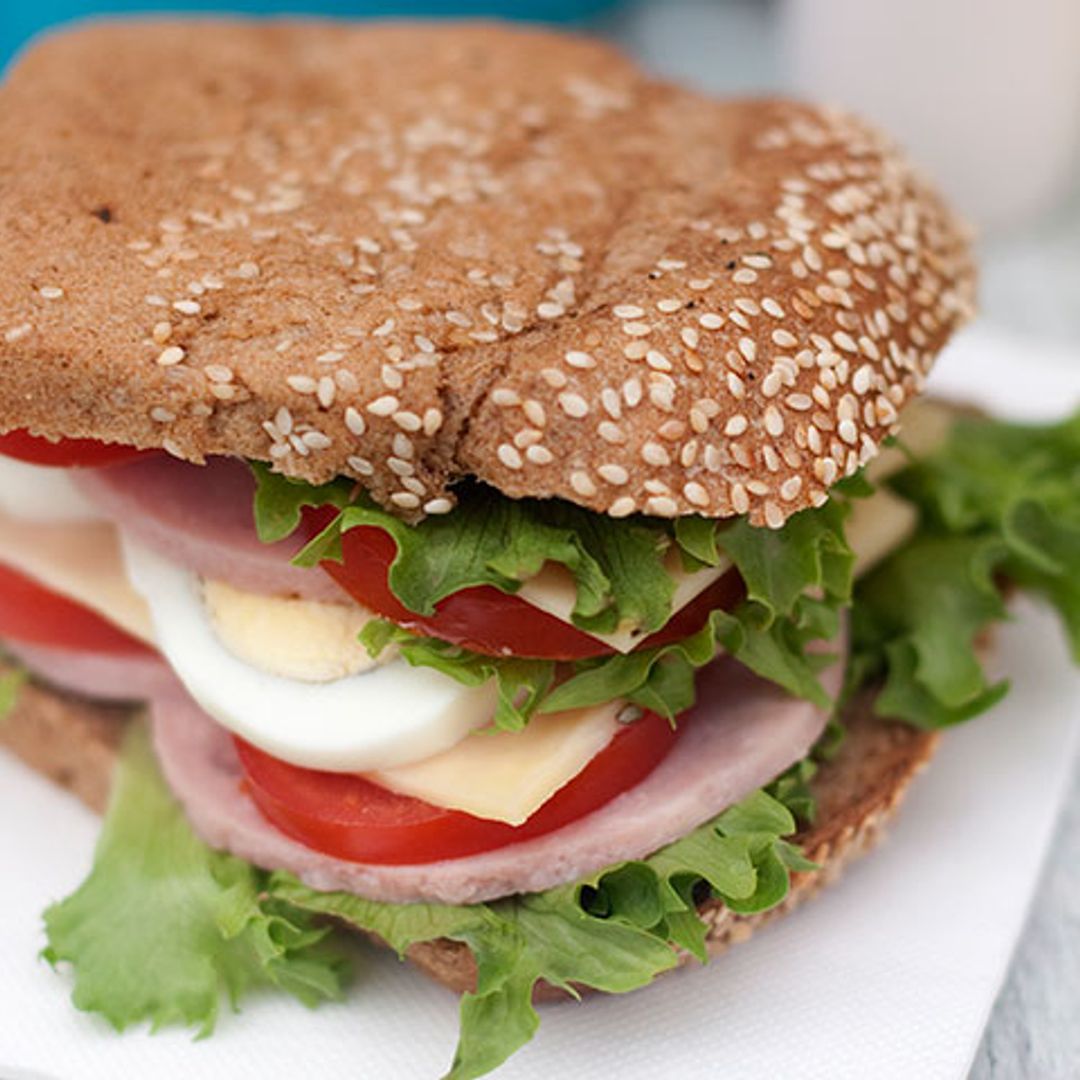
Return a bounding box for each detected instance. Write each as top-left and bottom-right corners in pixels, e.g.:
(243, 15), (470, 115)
(0, 21), (974, 526)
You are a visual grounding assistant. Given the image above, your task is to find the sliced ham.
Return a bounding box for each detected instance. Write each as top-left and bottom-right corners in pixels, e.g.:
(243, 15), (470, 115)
(5, 638), (178, 703)
(152, 651), (843, 905)
(76, 457), (343, 603)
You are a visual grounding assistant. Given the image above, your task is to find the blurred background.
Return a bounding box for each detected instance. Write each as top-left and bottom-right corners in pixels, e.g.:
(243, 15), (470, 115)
(2, 1), (1079, 1076)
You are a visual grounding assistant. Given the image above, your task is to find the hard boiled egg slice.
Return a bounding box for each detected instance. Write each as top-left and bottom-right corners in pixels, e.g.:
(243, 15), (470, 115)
(0, 455), (103, 522)
(121, 536), (498, 772)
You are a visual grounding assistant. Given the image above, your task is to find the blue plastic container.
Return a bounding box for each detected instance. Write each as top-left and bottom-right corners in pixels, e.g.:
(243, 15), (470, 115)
(1, 1), (615, 70)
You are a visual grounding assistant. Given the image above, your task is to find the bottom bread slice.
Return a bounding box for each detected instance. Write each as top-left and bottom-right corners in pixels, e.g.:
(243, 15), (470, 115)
(0, 667), (938, 996)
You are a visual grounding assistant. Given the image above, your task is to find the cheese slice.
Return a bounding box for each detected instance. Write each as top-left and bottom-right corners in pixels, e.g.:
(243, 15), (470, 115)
(0, 513), (154, 643)
(518, 549), (733, 655)
(371, 699), (624, 825)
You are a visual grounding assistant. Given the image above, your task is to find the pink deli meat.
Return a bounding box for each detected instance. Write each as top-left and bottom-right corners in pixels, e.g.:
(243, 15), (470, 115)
(152, 652), (843, 906)
(76, 457), (343, 602)
(5, 638), (177, 703)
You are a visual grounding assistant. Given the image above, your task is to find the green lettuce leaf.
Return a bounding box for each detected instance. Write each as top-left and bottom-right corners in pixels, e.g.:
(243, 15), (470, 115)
(274, 787), (807, 1080)
(0, 667), (25, 722)
(250, 463), (354, 544)
(43, 724), (349, 1035)
(290, 483), (679, 637)
(850, 409), (1080, 727)
(360, 498), (855, 726)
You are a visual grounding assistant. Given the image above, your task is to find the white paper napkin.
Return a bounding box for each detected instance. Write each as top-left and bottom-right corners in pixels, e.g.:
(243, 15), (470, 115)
(1, 325), (1078, 1079)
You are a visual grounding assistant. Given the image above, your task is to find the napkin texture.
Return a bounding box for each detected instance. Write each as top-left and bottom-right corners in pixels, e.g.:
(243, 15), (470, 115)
(1, 325), (1078, 1079)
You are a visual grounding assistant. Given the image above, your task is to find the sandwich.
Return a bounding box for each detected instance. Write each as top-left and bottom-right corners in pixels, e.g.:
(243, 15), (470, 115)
(1, 20), (1077, 1079)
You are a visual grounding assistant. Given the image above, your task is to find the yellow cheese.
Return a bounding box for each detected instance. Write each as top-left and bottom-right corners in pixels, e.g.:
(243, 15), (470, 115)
(518, 549), (732, 655)
(371, 700), (624, 825)
(0, 513), (154, 643)
(203, 579), (380, 683)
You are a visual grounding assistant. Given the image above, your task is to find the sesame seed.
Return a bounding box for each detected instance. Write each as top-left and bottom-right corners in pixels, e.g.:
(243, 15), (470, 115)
(698, 313), (724, 330)
(598, 463), (629, 485)
(344, 407), (367, 437)
(173, 299), (200, 315)
(570, 471), (597, 497)
(152, 321), (172, 344)
(497, 444), (524, 469)
(786, 393), (813, 411)
(853, 364), (874, 394)
(393, 411), (422, 432)
(347, 455), (374, 476)
(317, 350), (346, 364)
(424, 498), (453, 515)
(838, 419), (858, 444)
(738, 337), (757, 364)
(614, 304), (645, 319)
(733, 269), (758, 285)
(683, 482), (710, 507)
(622, 321), (651, 338)
(772, 329), (798, 348)
(150, 406), (175, 423)
(287, 375), (317, 394)
(301, 431), (332, 450)
(764, 406), (785, 436)
(557, 392), (589, 418)
(646, 349), (672, 372)
(764, 502), (785, 529)
(537, 302), (564, 319)
(541, 368), (568, 389)
(780, 476), (803, 501)
(646, 496), (679, 517)
(762, 372), (783, 398)
(526, 445), (554, 464)
(623, 340), (649, 361)
(39, 285), (64, 300)
(388, 457), (414, 477)
(391, 492), (421, 510)
(157, 346), (185, 367)
(367, 395), (399, 417)
(565, 350), (596, 369)
(762, 298), (785, 318)
(600, 388), (622, 419)
(641, 442), (670, 467)
(4, 323), (31, 343)
(623, 378), (643, 407)
(423, 408), (444, 435)
(731, 484), (750, 514)
(235, 261), (260, 279)
(657, 298), (682, 313)
(609, 496), (637, 517)
(680, 327), (700, 350)
(205, 364), (233, 383)
(598, 421), (626, 444)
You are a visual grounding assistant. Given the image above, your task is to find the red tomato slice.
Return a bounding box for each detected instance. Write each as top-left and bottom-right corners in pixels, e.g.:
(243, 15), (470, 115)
(310, 509), (745, 661)
(0, 429), (151, 468)
(234, 708), (682, 865)
(0, 561), (153, 655)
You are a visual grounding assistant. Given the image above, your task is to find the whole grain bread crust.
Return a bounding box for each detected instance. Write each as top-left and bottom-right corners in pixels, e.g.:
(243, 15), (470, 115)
(0, 669), (938, 996)
(0, 21), (974, 527)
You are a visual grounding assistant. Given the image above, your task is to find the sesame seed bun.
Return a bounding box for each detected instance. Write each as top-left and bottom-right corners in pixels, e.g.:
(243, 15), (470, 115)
(0, 21), (974, 526)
